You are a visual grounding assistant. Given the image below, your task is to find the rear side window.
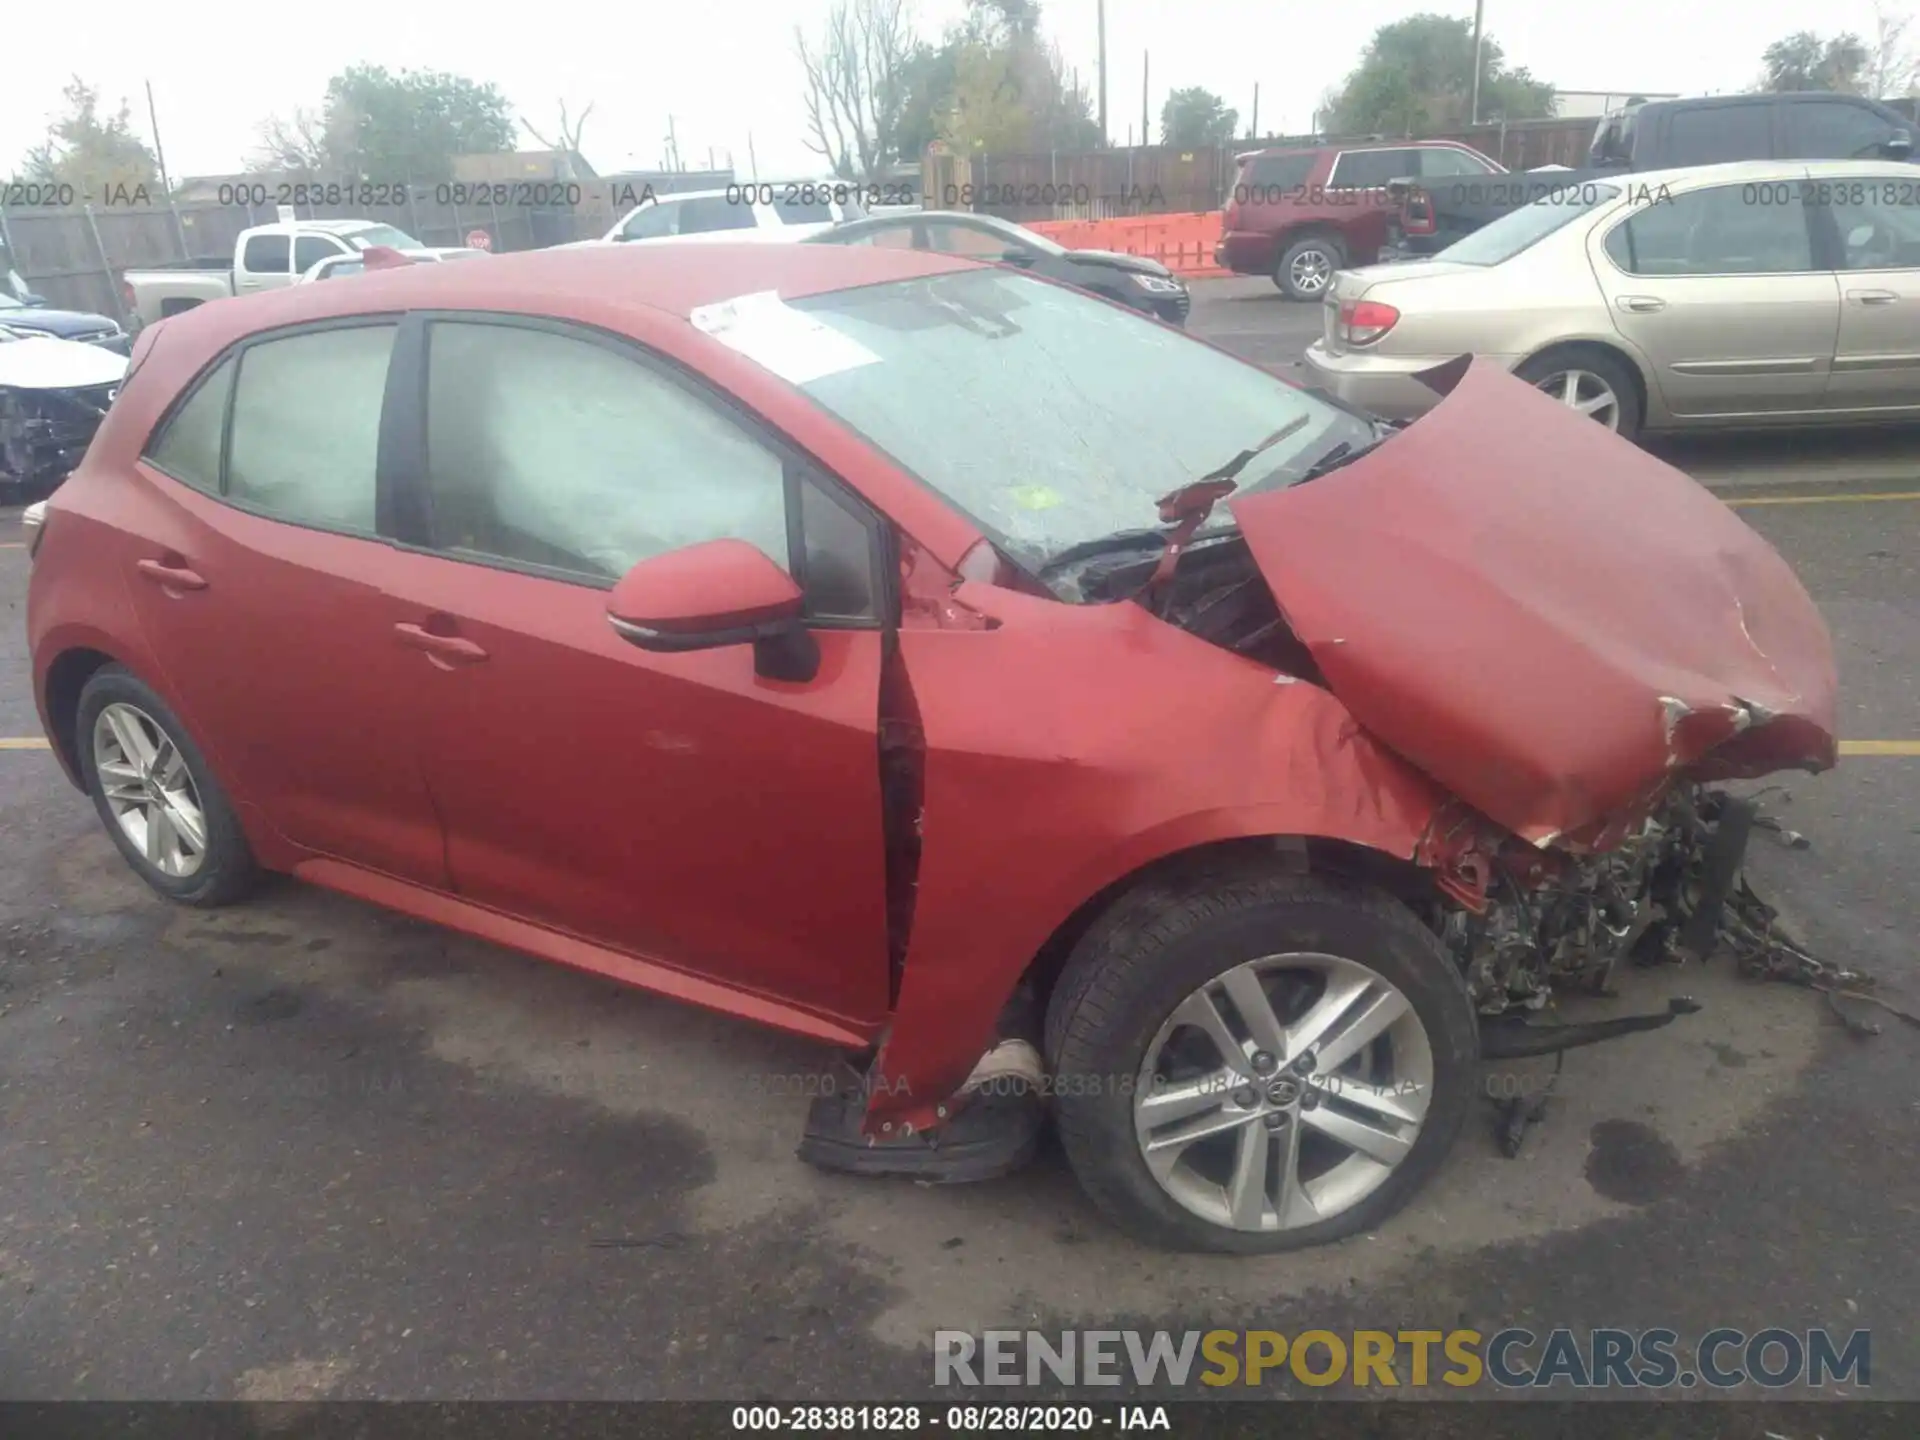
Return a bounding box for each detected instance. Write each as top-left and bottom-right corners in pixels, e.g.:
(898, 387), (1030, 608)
(1419, 148), (1498, 178)
(1603, 184), (1815, 275)
(226, 325), (396, 533)
(144, 357), (235, 492)
(1241, 153), (1315, 192)
(1662, 104), (1773, 166)
(1782, 102), (1902, 160)
(1329, 149), (1419, 189)
(678, 196), (757, 234)
(241, 233), (290, 274)
(774, 193), (832, 225)
(621, 201), (679, 240)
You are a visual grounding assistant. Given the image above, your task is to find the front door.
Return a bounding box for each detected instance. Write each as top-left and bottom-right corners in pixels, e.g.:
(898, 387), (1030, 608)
(1820, 175), (1920, 413)
(124, 321), (448, 885)
(378, 314), (894, 1024)
(1592, 175), (1841, 419)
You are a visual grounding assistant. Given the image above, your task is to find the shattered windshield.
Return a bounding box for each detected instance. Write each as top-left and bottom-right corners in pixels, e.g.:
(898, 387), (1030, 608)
(789, 269), (1366, 570)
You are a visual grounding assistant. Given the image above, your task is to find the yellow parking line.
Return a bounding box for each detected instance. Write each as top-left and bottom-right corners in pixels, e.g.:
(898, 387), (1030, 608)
(0, 542), (23, 549)
(1723, 490), (1920, 507)
(1840, 740), (1920, 756)
(1, 737), (52, 749)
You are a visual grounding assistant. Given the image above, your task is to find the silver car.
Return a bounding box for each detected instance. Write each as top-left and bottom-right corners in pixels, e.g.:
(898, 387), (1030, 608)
(1302, 159), (1920, 441)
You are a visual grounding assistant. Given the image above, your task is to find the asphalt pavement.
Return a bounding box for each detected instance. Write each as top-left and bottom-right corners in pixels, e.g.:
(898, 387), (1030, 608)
(0, 282), (1916, 1402)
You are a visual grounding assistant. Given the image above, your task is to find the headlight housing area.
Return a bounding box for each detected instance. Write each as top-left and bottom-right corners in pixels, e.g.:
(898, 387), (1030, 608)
(1130, 274), (1185, 294)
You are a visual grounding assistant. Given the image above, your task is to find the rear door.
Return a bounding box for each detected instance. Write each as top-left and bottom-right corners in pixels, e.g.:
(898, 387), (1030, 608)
(1591, 174), (1841, 418)
(1817, 175), (1920, 412)
(1780, 100), (1911, 162)
(234, 231), (293, 294)
(1653, 100), (1780, 166)
(125, 320), (448, 884)
(1322, 146), (1420, 260)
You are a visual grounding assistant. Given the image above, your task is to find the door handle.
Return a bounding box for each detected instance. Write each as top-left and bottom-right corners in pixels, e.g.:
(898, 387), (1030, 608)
(393, 621), (489, 666)
(135, 558), (207, 591)
(1616, 295), (1667, 314)
(1846, 289), (1899, 305)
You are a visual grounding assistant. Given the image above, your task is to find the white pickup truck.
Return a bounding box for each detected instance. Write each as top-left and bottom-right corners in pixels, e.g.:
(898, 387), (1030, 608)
(120, 217), (430, 330)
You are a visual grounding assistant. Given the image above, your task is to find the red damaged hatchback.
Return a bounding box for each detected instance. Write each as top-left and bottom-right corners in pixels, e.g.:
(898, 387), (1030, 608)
(25, 244), (1837, 1253)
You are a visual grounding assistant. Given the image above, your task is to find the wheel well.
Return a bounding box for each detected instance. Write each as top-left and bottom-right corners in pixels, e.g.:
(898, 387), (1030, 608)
(1516, 339), (1647, 419)
(1279, 226), (1347, 258)
(42, 648), (115, 785)
(1014, 835), (1434, 1021)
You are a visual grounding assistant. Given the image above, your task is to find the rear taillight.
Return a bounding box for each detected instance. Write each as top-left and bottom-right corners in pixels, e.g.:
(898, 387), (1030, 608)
(121, 279), (135, 310)
(1402, 188), (1436, 236)
(1339, 299), (1400, 345)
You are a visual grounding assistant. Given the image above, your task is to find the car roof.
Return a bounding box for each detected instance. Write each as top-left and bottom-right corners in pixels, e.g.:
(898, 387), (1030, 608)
(1616, 156), (1917, 188)
(156, 241), (977, 351)
(1236, 139), (1481, 161)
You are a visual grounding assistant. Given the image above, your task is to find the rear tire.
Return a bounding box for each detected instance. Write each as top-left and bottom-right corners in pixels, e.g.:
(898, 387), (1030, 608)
(1276, 235), (1344, 301)
(1514, 346), (1644, 443)
(76, 665), (260, 908)
(1045, 869), (1477, 1253)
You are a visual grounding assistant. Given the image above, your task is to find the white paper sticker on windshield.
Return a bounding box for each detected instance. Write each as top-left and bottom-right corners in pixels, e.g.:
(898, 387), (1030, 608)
(688, 289), (879, 385)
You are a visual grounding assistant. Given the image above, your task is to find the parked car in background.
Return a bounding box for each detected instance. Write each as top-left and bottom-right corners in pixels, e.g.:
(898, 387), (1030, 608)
(298, 246), (487, 283)
(25, 242), (1837, 1254)
(809, 209), (1190, 325)
(121, 219), (430, 330)
(0, 290), (129, 354)
(1388, 91), (1916, 260)
(588, 185), (865, 246)
(0, 326), (126, 500)
(1215, 140), (1505, 300)
(1303, 159), (1920, 443)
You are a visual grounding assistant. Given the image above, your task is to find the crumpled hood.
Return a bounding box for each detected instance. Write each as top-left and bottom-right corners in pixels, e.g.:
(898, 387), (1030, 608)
(1228, 359), (1838, 850)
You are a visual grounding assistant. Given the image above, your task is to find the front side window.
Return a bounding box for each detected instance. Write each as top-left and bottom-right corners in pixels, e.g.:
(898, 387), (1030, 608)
(1603, 183), (1815, 276)
(144, 357), (235, 492)
(226, 325), (395, 532)
(241, 233), (290, 274)
(1825, 177), (1920, 270)
(786, 269), (1368, 571)
(420, 321), (790, 583)
(1783, 102), (1901, 160)
(1329, 149), (1418, 189)
(294, 235), (343, 271)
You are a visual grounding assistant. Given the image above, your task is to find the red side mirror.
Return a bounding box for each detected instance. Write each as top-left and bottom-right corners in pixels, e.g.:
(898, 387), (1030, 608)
(606, 539), (816, 680)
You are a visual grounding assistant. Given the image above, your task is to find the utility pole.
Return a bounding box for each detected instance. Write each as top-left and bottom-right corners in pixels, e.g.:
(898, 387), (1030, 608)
(1250, 83), (1259, 140)
(145, 81), (173, 197)
(665, 115), (680, 172)
(747, 133), (758, 180)
(1097, 0), (1109, 146)
(1469, 0), (1486, 125)
(1142, 51), (1150, 148)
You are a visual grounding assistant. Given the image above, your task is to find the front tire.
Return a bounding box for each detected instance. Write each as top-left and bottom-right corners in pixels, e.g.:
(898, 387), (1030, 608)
(76, 665), (260, 907)
(1276, 235), (1344, 301)
(1046, 870), (1477, 1253)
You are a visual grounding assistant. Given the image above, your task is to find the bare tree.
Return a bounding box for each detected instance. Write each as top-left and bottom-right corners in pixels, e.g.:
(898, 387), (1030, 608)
(249, 107), (334, 173)
(796, 0), (917, 180)
(1868, 2), (1920, 96)
(521, 99), (595, 156)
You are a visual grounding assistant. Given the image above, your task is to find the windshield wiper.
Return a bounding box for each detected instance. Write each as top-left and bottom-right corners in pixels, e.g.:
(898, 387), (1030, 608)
(1292, 421), (1396, 486)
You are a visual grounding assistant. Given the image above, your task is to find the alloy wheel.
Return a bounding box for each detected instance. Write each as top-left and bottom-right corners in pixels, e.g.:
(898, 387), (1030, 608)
(92, 701), (209, 879)
(1534, 368), (1621, 430)
(1288, 250), (1333, 296)
(1132, 953), (1434, 1233)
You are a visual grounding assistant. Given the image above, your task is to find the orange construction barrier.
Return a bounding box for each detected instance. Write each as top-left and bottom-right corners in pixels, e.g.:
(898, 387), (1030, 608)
(1025, 211), (1230, 280)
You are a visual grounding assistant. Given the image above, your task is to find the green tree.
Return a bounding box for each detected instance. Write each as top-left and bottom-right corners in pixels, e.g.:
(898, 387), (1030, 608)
(1759, 30), (1872, 92)
(1160, 87), (1238, 146)
(21, 78), (160, 196)
(320, 65), (517, 183)
(1327, 14), (1556, 134)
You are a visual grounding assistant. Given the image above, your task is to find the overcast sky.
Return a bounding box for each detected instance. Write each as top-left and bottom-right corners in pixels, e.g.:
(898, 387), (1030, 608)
(4, 0), (1913, 184)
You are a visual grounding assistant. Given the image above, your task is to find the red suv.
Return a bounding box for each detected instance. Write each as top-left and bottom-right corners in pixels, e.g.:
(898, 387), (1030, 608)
(1216, 141), (1505, 299)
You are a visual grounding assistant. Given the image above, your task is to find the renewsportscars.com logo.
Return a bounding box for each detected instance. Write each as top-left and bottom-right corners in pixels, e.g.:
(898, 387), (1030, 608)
(933, 1328), (1871, 1390)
